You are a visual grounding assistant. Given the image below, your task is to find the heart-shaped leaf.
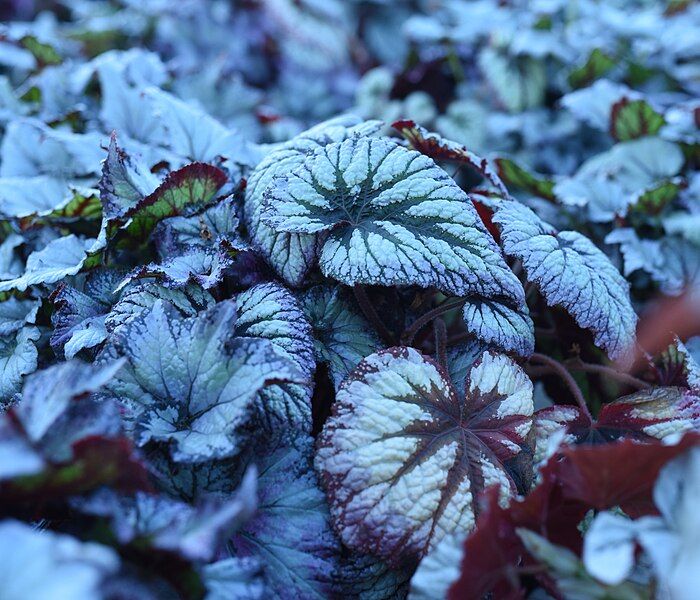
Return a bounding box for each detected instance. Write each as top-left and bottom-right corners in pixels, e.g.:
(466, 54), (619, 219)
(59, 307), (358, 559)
(316, 347), (533, 563)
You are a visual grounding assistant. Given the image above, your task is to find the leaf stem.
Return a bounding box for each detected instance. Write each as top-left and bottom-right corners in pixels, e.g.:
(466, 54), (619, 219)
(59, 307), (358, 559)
(353, 285), (396, 346)
(564, 358), (651, 390)
(528, 352), (593, 421)
(401, 297), (466, 345)
(434, 318), (448, 368)
(447, 331), (471, 346)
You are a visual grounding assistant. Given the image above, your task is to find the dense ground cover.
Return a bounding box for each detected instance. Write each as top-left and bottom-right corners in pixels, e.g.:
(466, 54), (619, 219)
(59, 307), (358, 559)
(0, 1), (698, 598)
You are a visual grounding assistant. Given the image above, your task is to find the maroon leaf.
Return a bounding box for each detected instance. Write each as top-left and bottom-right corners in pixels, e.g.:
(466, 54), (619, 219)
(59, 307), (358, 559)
(448, 433), (700, 598)
(392, 120), (510, 198)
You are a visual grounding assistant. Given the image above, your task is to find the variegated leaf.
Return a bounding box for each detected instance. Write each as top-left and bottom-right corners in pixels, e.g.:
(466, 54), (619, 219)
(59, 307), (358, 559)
(234, 282), (315, 433)
(492, 201), (637, 362)
(298, 284), (381, 389)
(461, 298), (534, 358)
(262, 136), (523, 303)
(533, 387), (700, 463)
(101, 300), (302, 462)
(316, 347), (533, 563)
(243, 116), (381, 286)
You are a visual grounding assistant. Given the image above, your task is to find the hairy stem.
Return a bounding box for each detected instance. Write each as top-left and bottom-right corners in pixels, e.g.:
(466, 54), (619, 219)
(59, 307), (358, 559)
(401, 297), (466, 345)
(434, 318), (448, 368)
(353, 285), (395, 346)
(564, 358), (651, 390)
(528, 352), (593, 421)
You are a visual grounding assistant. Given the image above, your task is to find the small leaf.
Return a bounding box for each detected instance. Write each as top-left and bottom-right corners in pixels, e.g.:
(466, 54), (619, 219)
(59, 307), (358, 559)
(298, 284), (381, 389)
(263, 136), (523, 303)
(316, 347), (533, 562)
(568, 49), (616, 89)
(234, 282), (316, 433)
(19, 35), (62, 67)
(0, 326), (39, 404)
(492, 201), (637, 362)
(610, 98), (665, 142)
(478, 48), (546, 113)
(582, 512), (661, 586)
(494, 158), (555, 201)
(461, 298), (534, 358)
(630, 177), (685, 216)
(99, 133), (160, 221)
(0, 235), (95, 293)
(49, 269), (124, 358)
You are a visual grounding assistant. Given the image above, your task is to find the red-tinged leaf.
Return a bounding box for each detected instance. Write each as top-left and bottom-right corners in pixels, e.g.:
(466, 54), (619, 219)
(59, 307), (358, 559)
(632, 290), (700, 374)
(447, 488), (525, 600)
(610, 97), (665, 142)
(449, 434), (700, 597)
(316, 348), (534, 563)
(534, 388), (700, 464)
(392, 119), (510, 198)
(472, 198), (501, 244)
(121, 162), (228, 242)
(557, 433), (700, 516)
(0, 435), (151, 506)
(494, 158), (556, 202)
(448, 464), (588, 599)
(597, 387), (700, 438)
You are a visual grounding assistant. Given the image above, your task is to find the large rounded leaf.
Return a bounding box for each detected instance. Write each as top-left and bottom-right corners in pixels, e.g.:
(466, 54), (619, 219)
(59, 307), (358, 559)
(262, 136), (524, 302)
(316, 347), (533, 563)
